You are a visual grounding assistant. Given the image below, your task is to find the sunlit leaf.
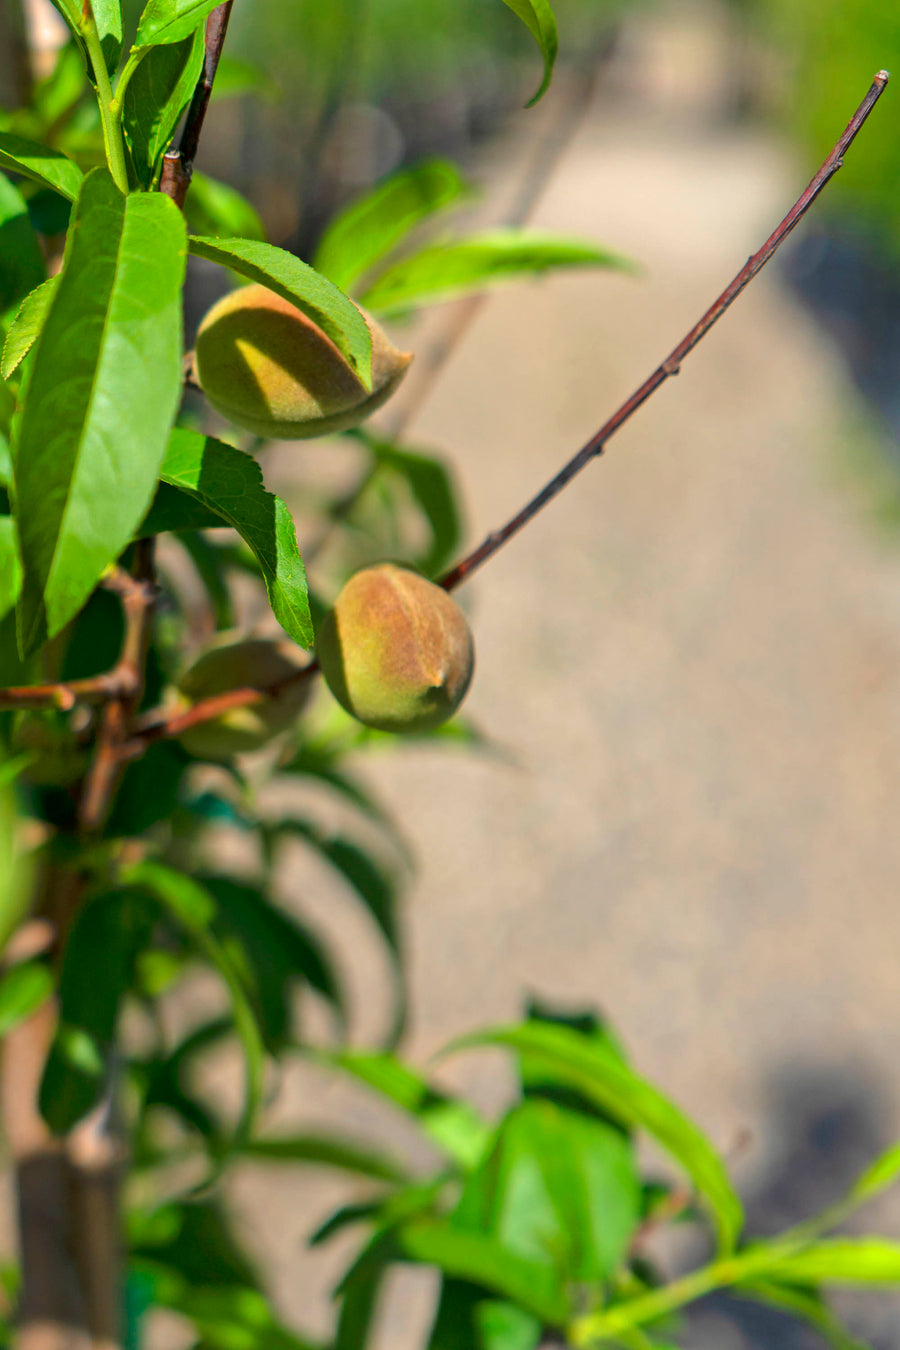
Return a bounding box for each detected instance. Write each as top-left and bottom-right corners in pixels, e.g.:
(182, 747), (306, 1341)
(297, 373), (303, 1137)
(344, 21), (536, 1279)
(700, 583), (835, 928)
(13, 169), (186, 653)
(188, 237), (372, 387)
(0, 961), (53, 1037)
(0, 132), (83, 201)
(185, 171), (267, 241)
(0, 519), (22, 622)
(135, 0), (223, 48)
(361, 230), (633, 317)
(766, 1238), (900, 1285)
(2, 277), (59, 381)
(0, 175), (45, 317)
(314, 158), (470, 294)
(123, 25), (205, 188)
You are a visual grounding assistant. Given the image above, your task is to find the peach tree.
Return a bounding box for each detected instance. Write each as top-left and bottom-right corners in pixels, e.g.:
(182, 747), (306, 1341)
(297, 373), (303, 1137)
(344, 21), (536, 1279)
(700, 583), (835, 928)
(0, 1), (897, 1347)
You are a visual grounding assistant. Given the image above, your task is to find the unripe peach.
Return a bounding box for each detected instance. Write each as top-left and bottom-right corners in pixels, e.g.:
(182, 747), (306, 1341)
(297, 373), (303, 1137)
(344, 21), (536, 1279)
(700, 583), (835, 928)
(175, 637), (311, 760)
(194, 283), (412, 440)
(316, 564), (474, 733)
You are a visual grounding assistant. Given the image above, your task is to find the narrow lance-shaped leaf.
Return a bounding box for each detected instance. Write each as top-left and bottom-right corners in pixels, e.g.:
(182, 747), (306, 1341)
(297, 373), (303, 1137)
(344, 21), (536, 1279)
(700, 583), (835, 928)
(12, 168), (186, 654)
(736, 1281), (872, 1350)
(0, 132), (83, 201)
(498, 0), (558, 106)
(314, 158), (471, 295)
(188, 237), (373, 387)
(445, 1022), (744, 1253)
(2, 277), (59, 381)
(122, 861), (265, 1154)
(361, 230), (634, 317)
(123, 24), (206, 188)
(158, 428), (313, 648)
(0, 175), (45, 317)
(135, 0), (224, 47)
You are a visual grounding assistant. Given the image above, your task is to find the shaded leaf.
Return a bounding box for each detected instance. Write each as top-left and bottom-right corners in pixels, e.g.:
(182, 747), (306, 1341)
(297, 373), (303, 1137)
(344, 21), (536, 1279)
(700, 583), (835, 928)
(735, 1280), (872, 1350)
(188, 237), (372, 387)
(88, 0), (124, 75)
(159, 428), (313, 647)
(314, 158), (470, 294)
(361, 230), (633, 317)
(2, 277), (59, 381)
(399, 1221), (569, 1325)
(352, 429), (463, 575)
(138, 480), (225, 536)
(0, 132), (83, 201)
(0, 175), (45, 316)
(123, 25), (206, 188)
(499, 0), (558, 105)
(428, 1281), (541, 1350)
(13, 169), (186, 653)
(446, 1022), (743, 1253)
(241, 1133), (408, 1183)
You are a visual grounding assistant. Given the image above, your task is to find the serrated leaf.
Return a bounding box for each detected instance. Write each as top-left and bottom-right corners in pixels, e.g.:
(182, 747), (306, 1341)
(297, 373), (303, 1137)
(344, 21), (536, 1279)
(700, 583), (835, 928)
(159, 428), (313, 647)
(499, 0), (558, 105)
(0, 961), (53, 1037)
(361, 230), (633, 317)
(314, 158), (471, 295)
(0, 132), (83, 201)
(188, 237), (372, 388)
(12, 169), (186, 654)
(123, 25), (205, 188)
(2, 277), (59, 380)
(446, 1022), (743, 1253)
(399, 1221), (569, 1326)
(135, 0), (223, 48)
(185, 172), (266, 241)
(0, 175), (45, 317)
(138, 479), (224, 535)
(0, 518), (22, 622)
(766, 1239), (900, 1285)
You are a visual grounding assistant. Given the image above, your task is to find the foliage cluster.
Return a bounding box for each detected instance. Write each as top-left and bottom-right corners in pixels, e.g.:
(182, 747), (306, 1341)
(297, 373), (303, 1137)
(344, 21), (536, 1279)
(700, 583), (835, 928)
(0, 2), (896, 1349)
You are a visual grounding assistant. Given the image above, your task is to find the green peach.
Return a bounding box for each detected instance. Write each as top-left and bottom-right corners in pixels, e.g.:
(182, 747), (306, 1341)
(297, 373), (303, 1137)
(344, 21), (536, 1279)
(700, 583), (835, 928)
(194, 283), (412, 440)
(176, 636), (311, 760)
(317, 564), (474, 733)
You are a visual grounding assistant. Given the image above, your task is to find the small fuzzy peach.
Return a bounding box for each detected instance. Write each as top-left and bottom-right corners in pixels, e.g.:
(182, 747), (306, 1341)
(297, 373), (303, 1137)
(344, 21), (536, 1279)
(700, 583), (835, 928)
(194, 283), (411, 440)
(316, 564), (474, 733)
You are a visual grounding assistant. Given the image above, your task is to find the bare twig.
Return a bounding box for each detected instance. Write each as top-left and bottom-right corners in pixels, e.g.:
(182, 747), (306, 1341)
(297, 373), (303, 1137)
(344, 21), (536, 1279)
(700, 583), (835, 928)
(438, 69), (890, 592)
(159, 1), (234, 208)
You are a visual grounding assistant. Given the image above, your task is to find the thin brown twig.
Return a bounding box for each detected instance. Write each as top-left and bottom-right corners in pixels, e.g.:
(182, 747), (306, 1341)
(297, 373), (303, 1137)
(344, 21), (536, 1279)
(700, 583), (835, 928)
(438, 68), (890, 592)
(159, 1), (234, 208)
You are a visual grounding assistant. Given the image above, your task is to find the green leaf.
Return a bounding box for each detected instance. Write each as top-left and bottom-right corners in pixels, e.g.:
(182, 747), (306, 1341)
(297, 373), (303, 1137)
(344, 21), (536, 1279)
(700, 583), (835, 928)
(322, 1049), (490, 1168)
(0, 518), (22, 622)
(499, 0), (558, 105)
(314, 158), (471, 295)
(138, 479), (225, 535)
(201, 874), (343, 1046)
(446, 1022), (743, 1253)
(39, 889), (154, 1132)
(188, 237), (372, 388)
(335, 1230), (398, 1350)
(0, 961), (53, 1037)
(123, 25), (205, 188)
(135, 0), (223, 48)
(399, 1221), (569, 1326)
(766, 1238), (900, 1285)
(454, 1098), (641, 1285)
(0, 175), (45, 317)
(123, 861), (265, 1152)
(240, 1133), (408, 1183)
(12, 169), (186, 654)
(185, 172), (266, 242)
(427, 1281), (541, 1350)
(735, 1280), (872, 1350)
(842, 1139), (900, 1210)
(1, 277), (59, 380)
(358, 431), (463, 575)
(0, 133), (83, 201)
(158, 428), (313, 648)
(361, 230), (633, 317)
